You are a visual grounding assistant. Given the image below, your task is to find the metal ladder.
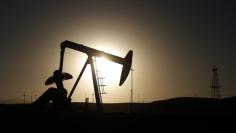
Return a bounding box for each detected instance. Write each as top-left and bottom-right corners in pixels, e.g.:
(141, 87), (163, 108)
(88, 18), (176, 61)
(93, 57), (107, 103)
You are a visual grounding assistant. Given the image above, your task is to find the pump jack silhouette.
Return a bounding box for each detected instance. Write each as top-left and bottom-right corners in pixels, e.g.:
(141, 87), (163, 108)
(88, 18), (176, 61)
(34, 40), (133, 112)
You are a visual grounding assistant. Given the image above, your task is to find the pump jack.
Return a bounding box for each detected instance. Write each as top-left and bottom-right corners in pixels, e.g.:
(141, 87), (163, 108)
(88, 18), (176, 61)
(34, 40), (133, 112)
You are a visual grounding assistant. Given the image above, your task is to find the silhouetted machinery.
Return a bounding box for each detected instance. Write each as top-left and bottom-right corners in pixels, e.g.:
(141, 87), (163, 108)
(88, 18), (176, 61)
(34, 40), (133, 112)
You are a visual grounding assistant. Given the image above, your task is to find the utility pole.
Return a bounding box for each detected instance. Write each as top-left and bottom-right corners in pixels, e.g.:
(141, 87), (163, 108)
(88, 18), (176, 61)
(211, 66), (221, 98)
(130, 67), (134, 113)
(23, 93), (26, 104)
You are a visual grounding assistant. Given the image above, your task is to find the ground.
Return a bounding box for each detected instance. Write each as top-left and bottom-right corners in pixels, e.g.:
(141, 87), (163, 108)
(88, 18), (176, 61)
(0, 97), (235, 132)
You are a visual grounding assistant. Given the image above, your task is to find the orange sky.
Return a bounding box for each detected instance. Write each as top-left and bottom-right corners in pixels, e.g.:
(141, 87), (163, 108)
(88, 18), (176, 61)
(0, 1), (235, 103)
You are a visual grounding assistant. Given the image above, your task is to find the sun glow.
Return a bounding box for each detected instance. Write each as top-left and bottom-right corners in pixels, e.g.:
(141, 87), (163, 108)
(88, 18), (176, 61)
(63, 40), (129, 103)
(93, 57), (122, 87)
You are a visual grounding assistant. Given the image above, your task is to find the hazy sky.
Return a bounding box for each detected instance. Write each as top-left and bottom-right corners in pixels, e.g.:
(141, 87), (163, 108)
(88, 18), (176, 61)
(0, 0), (235, 103)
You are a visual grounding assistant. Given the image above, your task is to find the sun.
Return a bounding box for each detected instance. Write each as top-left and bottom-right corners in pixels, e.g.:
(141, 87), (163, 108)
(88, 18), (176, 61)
(93, 56), (122, 86)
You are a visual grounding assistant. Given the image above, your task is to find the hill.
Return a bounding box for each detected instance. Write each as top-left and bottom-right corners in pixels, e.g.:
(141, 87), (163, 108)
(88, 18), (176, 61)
(0, 97), (235, 132)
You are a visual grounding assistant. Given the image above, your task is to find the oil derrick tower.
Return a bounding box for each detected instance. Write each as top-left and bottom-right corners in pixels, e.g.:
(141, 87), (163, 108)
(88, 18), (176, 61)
(211, 66), (221, 98)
